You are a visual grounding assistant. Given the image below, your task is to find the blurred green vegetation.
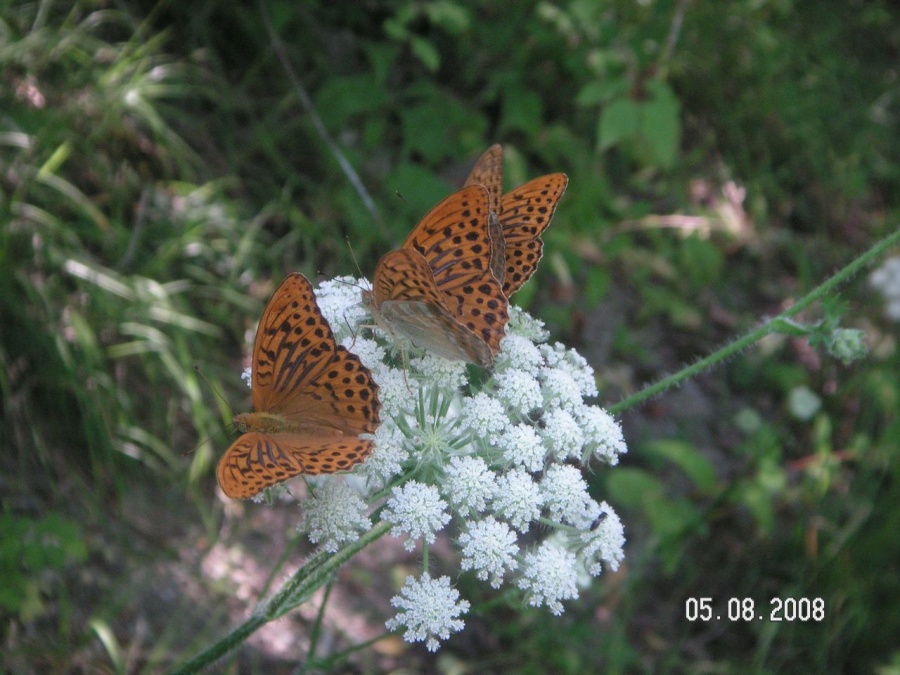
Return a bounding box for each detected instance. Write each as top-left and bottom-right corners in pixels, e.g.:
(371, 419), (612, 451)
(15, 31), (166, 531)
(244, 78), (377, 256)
(2, 0), (899, 672)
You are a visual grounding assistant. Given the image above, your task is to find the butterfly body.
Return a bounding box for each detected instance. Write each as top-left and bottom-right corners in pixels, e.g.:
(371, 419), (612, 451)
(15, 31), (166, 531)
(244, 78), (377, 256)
(233, 411), (289, 433)
(218, 274), (380, 499)
(364, 185), (507, 367)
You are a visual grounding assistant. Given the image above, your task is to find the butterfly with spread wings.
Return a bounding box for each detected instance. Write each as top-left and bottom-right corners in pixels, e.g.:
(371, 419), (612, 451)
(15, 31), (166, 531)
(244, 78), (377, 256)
(217, 273), (380, 499)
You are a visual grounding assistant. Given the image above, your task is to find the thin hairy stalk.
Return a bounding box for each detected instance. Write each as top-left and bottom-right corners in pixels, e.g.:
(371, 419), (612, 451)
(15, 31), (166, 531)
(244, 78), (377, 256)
(170, 522), (391, 674)
(297, 578), (334, 675)
(305, 631), (394, 671)
(257, 0), (387, 237)
(609, 227), (900, 414)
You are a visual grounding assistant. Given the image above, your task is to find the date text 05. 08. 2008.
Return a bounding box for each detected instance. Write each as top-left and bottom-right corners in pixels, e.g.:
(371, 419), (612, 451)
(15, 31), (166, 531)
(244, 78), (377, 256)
(685, 597), (824, 622)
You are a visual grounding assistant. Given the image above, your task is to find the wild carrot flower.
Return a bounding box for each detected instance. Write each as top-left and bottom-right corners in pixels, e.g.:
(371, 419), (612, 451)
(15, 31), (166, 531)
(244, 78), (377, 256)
(261, 276), (628, 651)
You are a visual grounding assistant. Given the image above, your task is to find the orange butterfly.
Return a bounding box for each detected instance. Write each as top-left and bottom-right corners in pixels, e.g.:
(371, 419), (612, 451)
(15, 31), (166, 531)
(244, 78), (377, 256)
(464, 144), (568, 297)
(217, 273), (381, 499)
(362, 184), (508, 367)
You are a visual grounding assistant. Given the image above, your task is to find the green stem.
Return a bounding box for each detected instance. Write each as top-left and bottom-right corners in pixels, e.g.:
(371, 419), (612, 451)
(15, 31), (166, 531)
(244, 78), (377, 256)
(299, 578), (334, 675)
(609, 227), (900, 415)
(170, 521), (392, 674)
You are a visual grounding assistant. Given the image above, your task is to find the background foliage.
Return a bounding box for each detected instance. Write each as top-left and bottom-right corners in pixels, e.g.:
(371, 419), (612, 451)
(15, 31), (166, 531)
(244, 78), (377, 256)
(2, 0), (899, 672)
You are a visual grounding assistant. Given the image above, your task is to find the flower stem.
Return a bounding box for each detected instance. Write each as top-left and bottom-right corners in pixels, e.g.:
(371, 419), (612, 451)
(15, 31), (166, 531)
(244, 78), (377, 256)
(170, 521), (392, 674)
(609, 227), (900, 414)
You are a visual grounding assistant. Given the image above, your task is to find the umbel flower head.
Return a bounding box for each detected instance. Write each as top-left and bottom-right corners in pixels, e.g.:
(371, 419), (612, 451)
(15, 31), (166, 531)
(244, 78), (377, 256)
(284, 276), (628, 651)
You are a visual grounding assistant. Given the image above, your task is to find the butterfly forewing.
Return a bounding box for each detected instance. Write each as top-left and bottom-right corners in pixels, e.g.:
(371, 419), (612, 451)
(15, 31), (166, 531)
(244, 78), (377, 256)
(464, 143), (504, 215)
(251, 274), (336, 413)
(367, 183), (510, 366)
(402, 184), (508, 354)
(464, 145), (508, 284)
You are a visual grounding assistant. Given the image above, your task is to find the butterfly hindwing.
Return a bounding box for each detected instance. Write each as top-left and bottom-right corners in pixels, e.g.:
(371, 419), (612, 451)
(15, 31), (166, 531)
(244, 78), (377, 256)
(463, 145), (568, 298)
(498, 173), (568, 297)
(371, 249), (494, 364)
(371, 249), (449, 308)
(217, 431), (376, 499)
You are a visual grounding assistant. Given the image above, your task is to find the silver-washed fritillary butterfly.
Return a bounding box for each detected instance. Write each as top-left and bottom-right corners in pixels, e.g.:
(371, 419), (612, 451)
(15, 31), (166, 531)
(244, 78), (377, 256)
(464, 144), (568, 297)
(217, 273), (381, 499)
(362, 184), (508, 367)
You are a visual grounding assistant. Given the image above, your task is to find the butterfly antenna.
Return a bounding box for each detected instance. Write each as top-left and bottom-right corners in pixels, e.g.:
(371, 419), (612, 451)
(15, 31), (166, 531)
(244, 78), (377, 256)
(186, 364), (242, 457)
(344, 236), (366, 280)
(193, 363), (235, 417)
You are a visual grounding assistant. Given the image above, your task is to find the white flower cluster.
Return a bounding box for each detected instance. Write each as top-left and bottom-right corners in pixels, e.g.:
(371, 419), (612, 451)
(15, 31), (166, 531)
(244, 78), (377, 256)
(870, 256), (900, 322)
(291, 277), (628, 652)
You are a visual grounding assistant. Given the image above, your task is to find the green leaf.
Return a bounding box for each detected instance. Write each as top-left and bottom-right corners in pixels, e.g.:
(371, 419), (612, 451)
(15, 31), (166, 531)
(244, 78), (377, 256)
(499, 87), (543, 137)
(733, 482), (776, 534)
(605, 467), (663, 508)
(409, 35), (441, 72)
(678, 234), (724, 288)
(575, 79), (627, 107)
(645, 496), (703, 541)
(638, 80), (681, 168)
(576, 81), (608, 107)
(386, 163), (454, 221)
(0, 570), (29, 613)
(400, 94), (473, 162)
(315, 76), (390, 129)
(598, 98), (640, 150)
(642, 440), (718, 493)
(423, 1), (471, 33)
(584, 266), (611, 307)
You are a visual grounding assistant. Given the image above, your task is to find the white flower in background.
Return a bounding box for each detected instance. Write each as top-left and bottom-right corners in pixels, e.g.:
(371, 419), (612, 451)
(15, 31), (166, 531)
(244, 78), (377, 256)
(578, 405), (627, 465)
(340, 336), (385, 373)
(250, 483), (291, 504)
(497, 423), (545, 472)
(826, 328), (867, 365)
(572, 502), (626, 576)
(371, 367), (412, 419)
(383, 481), (451, 552)
(788, 385), (822, 421)
(443, 456), (496, 513)
(315, 276), (370, 341)
(297, 481), (370, 553)
(507, 305), (550, 342)
(494, 369), (543, 413)
(459, 517), (519, 588)
(540, 367), (583, 412)
(385, 574), (470, 652)
(496, 334), (544, 375)
(517, 541), (580, 615)
(540, 408), (585, 461)
(870, 255), (900, 321)
(410, 353), (468, 390)
(361, 424), (409, 488)
(460, 392), (510, 444)
(493, 469), (543, 532)
(539, 342), (598, 398)
(541, 465), (593, 526)
(266, 277), (629, 651)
